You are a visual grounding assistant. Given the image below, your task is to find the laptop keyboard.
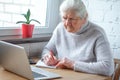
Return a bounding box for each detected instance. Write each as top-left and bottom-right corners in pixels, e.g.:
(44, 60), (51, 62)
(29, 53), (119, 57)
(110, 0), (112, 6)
(32, 71), (46, 78)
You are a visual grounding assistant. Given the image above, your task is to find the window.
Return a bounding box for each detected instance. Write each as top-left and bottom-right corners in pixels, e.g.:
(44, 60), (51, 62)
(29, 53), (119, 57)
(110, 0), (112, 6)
(0, 0), (61, 36)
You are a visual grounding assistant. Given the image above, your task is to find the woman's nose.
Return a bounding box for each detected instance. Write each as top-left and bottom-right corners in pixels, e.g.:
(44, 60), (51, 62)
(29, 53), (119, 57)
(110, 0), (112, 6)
(65, 19), (71, 26)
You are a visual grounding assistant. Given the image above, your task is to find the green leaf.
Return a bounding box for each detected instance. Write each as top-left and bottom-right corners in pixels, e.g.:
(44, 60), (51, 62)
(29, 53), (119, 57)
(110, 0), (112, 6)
(21, 14), (27, 23)
(26, 9), (31, 22)
(30, 19), (41, 24)
(16, 9), (41, 25)
(26, 21), (30, 24)
(16, 21), (27, 24)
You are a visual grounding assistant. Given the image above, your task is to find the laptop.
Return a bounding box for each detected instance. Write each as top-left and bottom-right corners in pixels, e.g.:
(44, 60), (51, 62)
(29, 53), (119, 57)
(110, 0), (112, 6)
(0, 41), (61, 80)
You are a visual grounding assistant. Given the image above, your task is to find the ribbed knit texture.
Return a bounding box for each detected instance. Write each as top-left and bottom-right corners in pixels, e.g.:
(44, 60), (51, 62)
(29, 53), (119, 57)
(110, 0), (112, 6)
(42, 21), (114, 76)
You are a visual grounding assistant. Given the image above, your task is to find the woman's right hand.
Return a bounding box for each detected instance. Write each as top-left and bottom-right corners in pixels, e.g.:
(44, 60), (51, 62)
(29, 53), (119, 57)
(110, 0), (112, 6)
(42, 51), (59, 66)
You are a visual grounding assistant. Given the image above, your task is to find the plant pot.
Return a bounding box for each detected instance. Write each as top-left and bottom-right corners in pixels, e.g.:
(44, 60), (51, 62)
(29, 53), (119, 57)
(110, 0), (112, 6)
(22, 24), (34, 38)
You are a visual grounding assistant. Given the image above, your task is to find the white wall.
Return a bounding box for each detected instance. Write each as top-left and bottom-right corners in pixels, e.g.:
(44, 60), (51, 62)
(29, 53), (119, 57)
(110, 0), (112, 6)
(82, 0), (120, 59)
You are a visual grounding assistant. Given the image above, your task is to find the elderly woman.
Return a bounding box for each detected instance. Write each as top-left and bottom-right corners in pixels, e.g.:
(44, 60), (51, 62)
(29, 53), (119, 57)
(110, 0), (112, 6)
(41, 0), (114, 76)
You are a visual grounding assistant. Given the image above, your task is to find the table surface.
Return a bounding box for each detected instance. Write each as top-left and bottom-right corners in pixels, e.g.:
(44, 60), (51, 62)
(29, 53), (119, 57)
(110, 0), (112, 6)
(0, 66), (112, 80)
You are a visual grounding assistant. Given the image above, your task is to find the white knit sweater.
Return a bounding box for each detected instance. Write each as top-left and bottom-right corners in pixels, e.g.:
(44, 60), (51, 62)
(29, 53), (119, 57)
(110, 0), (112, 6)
(42, 21), (114, 76)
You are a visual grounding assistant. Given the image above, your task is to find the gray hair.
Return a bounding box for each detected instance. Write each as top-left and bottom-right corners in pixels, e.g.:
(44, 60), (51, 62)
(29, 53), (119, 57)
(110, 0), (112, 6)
(60, 0), (87, 19)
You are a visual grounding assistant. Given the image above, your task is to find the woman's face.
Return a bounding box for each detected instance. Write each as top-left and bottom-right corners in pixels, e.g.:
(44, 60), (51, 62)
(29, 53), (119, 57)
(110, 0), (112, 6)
(62, 10), (86, 33)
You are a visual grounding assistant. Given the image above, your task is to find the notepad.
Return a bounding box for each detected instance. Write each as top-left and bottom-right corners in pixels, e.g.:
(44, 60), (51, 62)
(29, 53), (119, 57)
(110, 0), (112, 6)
(36, 60), (56, 69)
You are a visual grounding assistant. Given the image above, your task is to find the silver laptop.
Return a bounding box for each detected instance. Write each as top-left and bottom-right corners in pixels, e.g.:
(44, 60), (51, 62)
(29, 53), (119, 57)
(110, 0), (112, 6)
(0, 41), (61, 80)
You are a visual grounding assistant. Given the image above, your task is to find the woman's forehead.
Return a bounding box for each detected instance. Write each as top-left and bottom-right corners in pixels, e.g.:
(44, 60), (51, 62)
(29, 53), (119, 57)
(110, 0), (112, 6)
(62, 10), (78, 17)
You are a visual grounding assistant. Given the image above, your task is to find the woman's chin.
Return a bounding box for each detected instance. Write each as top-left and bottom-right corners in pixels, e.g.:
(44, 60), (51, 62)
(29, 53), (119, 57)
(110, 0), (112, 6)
(67, 30), (72, 32)
(65, 27), (76, 33)
(66, 29), (75, 33)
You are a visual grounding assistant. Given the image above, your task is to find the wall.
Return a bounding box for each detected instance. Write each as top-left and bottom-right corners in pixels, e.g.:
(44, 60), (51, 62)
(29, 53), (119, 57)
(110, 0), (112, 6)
(82, 0), (120, 59)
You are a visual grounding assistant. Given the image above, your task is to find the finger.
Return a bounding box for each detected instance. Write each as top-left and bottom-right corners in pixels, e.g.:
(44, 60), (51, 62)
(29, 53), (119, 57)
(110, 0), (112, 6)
(43, 55), (49, 65)
(43, 55), (52, 65)
(45, 53), (55, 65)
(50, 50), (55, 61)
(49, 57), (58, 66)
(50, 51), (59, 65)
(43, 55), (49, 62)
(55, 62), (62, 68)
(49, 50), (58, 63)
(43, 50), (58, 66)
(55, 62), (65, 69)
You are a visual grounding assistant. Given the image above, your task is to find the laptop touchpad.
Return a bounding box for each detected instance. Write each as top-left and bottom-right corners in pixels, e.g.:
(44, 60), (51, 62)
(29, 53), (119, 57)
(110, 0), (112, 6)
(32, 71), (46, 78)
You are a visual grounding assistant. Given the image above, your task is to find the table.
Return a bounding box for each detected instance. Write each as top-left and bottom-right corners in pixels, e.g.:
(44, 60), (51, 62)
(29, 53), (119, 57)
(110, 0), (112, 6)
(0, 66), (112, 80)
(43, 68), (112, 80)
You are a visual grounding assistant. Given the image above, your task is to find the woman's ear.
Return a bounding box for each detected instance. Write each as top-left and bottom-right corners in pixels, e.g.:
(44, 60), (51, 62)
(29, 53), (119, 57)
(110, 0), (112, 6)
(82, 13), (88, 24)
(83, 13), (88, 21)
(85, 13), (88, 20)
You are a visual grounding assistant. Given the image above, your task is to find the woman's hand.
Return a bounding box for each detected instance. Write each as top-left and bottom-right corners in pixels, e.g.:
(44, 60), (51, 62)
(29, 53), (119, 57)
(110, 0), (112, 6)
(42, 51), (59, 66)
(55, 57), (75, 69)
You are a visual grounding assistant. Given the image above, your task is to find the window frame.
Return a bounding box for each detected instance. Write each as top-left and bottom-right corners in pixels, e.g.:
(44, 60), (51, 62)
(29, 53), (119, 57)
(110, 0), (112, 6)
(0, 0), (61, 36)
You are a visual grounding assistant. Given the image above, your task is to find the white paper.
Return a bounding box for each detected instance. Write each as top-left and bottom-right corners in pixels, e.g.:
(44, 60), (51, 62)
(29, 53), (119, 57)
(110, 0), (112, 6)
(35, 60), (56, 69)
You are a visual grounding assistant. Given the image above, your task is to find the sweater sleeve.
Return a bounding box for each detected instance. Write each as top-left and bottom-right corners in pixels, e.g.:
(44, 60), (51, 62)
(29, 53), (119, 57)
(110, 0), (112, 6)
(42, 32), (57, 56)
(74, 35), (114, 76)
(41, 23), (60, 56)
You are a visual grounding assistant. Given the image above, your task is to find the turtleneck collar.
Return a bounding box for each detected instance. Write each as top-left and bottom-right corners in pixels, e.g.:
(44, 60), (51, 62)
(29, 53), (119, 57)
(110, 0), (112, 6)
(71, 20), (89, 35)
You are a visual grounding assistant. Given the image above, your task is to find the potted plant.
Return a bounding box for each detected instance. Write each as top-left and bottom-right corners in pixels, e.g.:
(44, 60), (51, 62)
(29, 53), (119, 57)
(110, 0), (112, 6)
(16, 9), (40, 38)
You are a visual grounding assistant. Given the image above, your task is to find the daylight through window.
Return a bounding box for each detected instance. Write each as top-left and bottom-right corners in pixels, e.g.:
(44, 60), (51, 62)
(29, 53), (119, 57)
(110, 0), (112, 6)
(0, 0), (47, 28)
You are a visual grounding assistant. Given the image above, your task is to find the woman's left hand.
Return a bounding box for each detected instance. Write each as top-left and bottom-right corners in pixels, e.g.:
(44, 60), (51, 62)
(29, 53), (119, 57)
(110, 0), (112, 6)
(55, 57), (74, 69)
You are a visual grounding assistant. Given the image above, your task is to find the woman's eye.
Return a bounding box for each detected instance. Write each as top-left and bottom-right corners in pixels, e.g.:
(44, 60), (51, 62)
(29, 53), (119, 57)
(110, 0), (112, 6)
(63, 17), (67, 20)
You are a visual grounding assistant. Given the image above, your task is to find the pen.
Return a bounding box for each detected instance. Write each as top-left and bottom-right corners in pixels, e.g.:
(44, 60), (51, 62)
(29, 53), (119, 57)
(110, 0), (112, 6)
(40, 50), (55, 63)
(40, 57), (44, 62)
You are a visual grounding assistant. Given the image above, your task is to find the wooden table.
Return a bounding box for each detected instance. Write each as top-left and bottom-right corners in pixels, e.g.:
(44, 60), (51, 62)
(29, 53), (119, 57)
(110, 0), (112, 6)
(0, 66), (26, 80)
(43, 68), (112, 80)
(0, 66), (112, 80)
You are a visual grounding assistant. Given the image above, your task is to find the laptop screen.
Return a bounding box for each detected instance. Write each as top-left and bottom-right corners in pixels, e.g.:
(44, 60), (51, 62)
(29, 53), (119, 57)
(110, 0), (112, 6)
(0, 41), (61, 80)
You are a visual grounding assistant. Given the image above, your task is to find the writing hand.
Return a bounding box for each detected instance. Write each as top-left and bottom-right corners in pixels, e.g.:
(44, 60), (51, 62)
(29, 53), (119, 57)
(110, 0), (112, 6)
(42, 50), (59, 66)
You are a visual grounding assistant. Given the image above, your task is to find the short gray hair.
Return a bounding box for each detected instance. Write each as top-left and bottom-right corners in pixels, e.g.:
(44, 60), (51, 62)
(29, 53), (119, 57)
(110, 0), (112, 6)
(60, 0), (87, 19)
